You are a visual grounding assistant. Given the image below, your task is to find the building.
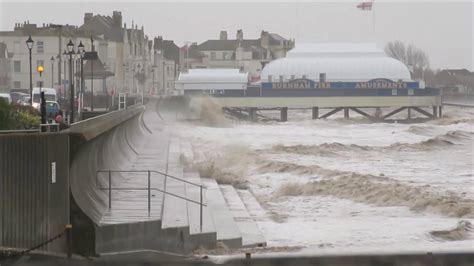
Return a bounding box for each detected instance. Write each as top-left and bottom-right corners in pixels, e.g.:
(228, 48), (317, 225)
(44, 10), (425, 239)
(153, 36), (180, 95)
(432, 69), (474, 94)
(0, 22), (98, 94)
(79, 11), (152, 94)
(0, 43), (12, 91)
(176, 68), (248, 95)
(0, 11), (154, 98)
(192, 30), (294, 80)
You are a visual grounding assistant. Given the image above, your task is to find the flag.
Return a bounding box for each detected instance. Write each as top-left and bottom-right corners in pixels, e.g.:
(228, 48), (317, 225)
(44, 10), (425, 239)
(357, 1), (373, 10)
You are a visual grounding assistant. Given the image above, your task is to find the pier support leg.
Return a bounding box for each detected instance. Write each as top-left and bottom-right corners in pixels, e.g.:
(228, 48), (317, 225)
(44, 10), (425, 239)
(407, 107), (411, 119)
(344, 108), (349, 119)
(312, 107), (319, 119)
(249, 108), (257, 122)
(438, 106), (443, 117)
(280, 107), (288, 122)
(433, 106), (438, 118)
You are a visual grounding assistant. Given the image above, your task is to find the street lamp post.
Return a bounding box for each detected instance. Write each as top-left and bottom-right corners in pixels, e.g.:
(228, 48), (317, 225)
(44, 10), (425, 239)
(90, 37), (94, 112)
(78, 41), (85, 117)
(26, 36), (34, 105)
(37, 65), (45, 126)
(62, 50), (67, 100)
(67, 39), (75, 124)
(50, 56), (55, 88)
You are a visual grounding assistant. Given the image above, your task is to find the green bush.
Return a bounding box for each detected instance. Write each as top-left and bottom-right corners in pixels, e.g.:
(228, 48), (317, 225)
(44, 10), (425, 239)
(0, 99), (40, 130)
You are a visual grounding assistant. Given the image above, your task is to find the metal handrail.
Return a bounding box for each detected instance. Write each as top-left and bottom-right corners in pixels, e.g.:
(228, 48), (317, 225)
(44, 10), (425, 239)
(97, 169), (205, 189)
(95, 170), (206, 232)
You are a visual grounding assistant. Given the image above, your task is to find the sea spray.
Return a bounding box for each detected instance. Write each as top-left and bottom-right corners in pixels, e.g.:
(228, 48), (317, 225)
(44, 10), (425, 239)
(188, 96), (230, 127)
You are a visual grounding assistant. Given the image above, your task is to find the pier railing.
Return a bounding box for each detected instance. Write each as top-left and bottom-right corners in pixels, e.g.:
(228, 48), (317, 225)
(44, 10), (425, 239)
(95, 169), (207, 231)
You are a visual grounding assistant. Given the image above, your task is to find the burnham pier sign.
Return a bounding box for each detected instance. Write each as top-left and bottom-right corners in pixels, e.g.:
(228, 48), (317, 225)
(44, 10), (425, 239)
(262, 78), (420, 90)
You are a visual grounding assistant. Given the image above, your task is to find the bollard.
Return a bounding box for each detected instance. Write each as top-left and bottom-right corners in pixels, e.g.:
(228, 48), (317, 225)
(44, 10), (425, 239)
(65, 224), (73, 258)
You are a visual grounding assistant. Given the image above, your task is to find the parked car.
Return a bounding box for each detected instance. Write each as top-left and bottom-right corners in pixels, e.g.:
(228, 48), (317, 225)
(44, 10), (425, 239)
(11, 92), (29, 104)
(45, 101), (61, 117)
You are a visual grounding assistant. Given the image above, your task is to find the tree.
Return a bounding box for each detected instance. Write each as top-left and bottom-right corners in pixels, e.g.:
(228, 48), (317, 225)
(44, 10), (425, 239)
(385, 41), (406, 64)
(385, 41), (430, 80)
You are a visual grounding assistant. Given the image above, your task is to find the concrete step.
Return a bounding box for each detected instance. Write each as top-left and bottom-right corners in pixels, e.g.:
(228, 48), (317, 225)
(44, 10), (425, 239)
(161, 167), (187, 229)
(184, 171), (217, 249)
(237, 189), (268, 221)
(219, 185), (266, 248)
(201, 178), (242, 248)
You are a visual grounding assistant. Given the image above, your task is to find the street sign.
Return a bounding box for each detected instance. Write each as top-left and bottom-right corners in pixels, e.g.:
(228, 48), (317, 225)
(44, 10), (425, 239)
(51, 162), (56, 184)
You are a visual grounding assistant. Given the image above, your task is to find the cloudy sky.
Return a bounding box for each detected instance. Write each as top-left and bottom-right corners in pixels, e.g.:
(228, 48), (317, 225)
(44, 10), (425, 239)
(0, 0), (472, 70)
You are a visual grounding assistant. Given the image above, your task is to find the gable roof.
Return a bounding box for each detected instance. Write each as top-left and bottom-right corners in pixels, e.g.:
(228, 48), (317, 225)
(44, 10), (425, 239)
(197, 39), (261, 51)
(79, 15), (124, 42)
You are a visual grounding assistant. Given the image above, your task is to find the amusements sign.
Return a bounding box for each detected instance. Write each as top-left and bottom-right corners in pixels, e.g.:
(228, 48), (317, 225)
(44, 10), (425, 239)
(262, 78), (420, 89)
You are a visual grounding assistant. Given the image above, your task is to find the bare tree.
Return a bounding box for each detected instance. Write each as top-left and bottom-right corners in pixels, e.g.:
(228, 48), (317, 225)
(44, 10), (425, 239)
(385, 41), (430, 79)
(384, 41), (406, 64)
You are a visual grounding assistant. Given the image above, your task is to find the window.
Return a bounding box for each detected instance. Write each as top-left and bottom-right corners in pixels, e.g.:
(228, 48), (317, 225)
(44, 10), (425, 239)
(37, 41), (44, 54)
(279, 75), (284, 82)
(210, 52), (216, 60)
(319, 73), (326, 82)
(302, 75), (307, 79)
(14, 61), (21, 72)
(268, 75), (272, 82)
(290, 75), (295, 80)
(13, 41), (20, 53)
(13, 81), (21, 88)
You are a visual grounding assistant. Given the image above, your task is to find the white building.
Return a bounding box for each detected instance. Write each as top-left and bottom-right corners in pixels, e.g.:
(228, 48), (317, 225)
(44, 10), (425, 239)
(175, 68), (248, 94)
(261, 43), (412, 82)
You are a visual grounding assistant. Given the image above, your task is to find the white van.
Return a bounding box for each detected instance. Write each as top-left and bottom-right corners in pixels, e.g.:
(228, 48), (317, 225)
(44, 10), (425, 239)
(32, 87), (57, 109)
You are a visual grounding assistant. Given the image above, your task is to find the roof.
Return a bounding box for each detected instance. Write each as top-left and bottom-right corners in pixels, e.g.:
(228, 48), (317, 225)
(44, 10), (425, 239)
(439, 69), (472, 76)
(154, 38), (180, 63)
(197, 39), (260, 51)
(80, 15), (124, 42)
(183, 44), (206, 59)
(177, 69), (248, 83)
(261, 43), (412, 82)
(77, 58), (114, 78)
(0, 24), (102, 39)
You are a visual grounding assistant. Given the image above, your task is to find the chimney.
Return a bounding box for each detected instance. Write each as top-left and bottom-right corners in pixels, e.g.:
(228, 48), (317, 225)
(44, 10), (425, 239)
(220, 31), (227, 40)
(84, 13), (93, 24)
(236, 29), (243, 41)
(112, 11), (122, 28)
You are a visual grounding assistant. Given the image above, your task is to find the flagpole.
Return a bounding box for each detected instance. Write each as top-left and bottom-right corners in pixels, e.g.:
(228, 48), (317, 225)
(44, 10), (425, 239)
(372, 0), (376, 37)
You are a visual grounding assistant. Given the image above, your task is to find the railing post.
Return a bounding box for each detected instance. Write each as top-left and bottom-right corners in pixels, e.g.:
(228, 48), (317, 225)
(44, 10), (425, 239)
(148, 170), (151, 216)
(200, 186), (203, 232)
(108, 170), (112, 209)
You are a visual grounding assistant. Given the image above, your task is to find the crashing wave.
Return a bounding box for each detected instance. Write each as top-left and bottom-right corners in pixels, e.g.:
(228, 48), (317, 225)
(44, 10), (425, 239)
(268, 130), (473, 156)
(430, 220), (473, 241)
(258, 160), (474, 218)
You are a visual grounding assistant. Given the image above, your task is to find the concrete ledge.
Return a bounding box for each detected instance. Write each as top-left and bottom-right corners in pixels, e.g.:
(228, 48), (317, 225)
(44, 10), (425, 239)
(66, 104), (145, 141)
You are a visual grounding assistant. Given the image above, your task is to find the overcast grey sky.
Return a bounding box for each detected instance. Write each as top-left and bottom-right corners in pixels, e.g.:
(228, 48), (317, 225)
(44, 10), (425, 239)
(0, 1), (472, 70)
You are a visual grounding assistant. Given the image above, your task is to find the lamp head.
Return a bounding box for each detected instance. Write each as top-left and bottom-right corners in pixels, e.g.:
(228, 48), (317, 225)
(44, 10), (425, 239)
(67, 39), (74, 53)
(26, 35), (34, 50)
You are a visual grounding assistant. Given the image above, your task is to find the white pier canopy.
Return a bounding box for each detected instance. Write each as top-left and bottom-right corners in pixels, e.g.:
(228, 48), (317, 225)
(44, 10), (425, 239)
(261, 43), (412, 82)
(176, 69), (249, 92)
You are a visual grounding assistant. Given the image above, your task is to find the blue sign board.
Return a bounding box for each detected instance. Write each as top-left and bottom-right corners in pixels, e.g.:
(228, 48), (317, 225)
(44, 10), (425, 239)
(262, 78), (420, 90)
